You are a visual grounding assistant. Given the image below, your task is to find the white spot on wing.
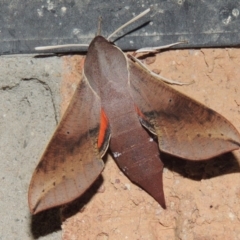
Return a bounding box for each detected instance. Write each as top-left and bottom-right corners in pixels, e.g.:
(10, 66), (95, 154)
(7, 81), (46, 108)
(122, 166), (128, 172)
(113, 152), (122, 158)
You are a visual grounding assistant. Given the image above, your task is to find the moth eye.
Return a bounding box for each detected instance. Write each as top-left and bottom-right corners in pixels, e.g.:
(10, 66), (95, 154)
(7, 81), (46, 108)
(67, 131), (70, 134)
(168, 99), (172, 103)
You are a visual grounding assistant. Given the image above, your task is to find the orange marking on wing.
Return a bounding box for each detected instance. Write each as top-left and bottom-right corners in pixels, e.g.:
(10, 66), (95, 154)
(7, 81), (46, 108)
(97, 109), (109, 149)
(134, 104), (145, 119)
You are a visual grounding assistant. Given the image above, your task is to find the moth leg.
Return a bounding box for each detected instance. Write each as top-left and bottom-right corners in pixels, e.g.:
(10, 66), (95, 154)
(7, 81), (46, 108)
(127, 54), (193, 86)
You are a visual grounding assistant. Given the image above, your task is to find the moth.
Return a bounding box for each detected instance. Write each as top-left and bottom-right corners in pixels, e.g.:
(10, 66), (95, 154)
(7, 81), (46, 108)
(29, 9), (240, 214)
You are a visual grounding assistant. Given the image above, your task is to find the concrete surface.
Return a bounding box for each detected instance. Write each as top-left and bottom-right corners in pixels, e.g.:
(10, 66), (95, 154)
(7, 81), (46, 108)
(1, 48), (240, 240)
(0, 55), (63, 239)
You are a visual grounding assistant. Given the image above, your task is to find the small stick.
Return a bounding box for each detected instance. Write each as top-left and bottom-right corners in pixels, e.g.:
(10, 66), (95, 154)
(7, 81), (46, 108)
(35, 44), (89, 51)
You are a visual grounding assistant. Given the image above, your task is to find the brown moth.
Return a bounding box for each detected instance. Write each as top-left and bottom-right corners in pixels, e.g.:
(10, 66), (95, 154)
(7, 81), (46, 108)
(28, 9), (240, 214)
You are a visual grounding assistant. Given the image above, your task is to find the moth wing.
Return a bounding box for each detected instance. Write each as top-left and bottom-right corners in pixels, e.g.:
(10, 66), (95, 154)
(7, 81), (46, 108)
(128, 61), (240, 160)
(28, 76), (109, 214)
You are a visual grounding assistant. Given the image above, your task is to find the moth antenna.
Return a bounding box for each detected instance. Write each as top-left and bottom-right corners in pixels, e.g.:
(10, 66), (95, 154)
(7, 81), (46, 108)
(35, 44), (89, 51)
(97, 16), (103, 36)
(107, 8), (150, 41)
(128, 54), (194, 86)
(135, 41), (188, 53)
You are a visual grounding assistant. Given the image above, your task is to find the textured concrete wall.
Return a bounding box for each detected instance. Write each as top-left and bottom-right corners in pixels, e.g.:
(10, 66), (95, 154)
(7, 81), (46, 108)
(0, 55), (63, 239)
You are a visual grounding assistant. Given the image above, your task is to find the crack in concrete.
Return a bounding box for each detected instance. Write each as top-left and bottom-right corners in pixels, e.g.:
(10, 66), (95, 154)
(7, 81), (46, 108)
(0, 77), (58, 125)
(0, 82), (21, 91)
(21, 77), (58, 125)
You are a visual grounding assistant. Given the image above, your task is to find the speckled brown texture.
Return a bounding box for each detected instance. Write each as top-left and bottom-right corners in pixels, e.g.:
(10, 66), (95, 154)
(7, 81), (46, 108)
(61, 48), (240, 240)
(61, 55), (85, 114)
